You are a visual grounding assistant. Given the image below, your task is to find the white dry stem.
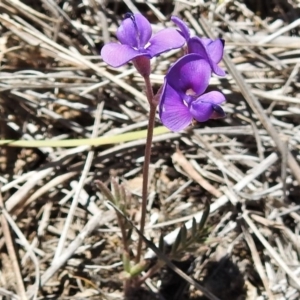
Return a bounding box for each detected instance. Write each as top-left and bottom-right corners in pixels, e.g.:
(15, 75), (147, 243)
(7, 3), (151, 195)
(41, 211), (104, 286)
(53, 102), (103, 262)
(243, 213), (300, 290)
(0, 287), (20, 300)
(2, 208), (40, 300)
(0, 13), (149, 110)
(5, 168), (54, 212)
(258, 19), (300, 45)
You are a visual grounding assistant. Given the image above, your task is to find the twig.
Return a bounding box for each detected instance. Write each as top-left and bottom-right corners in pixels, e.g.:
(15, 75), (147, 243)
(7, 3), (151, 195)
(258, 18), (300, 45)
(1, 205), (40, 300)
(17, 172), (77, 214)
(40, 211), (112, 286)
(0, 287), (20, 300)
(53, 102), (104, 262)
(280, 135), (289, 201)
(172, 150), (222, 198)
(123, 0), (139, 13)
(5, 168), (53, 212)
(243, 212), (300, 290)
(242, 225), (275, 300)
(41, 0), (97, 53)
(0, 189), (27, 300)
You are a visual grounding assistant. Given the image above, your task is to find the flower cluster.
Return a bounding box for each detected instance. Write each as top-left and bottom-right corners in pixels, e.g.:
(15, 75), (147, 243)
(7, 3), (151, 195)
(101, 13), (226, 131)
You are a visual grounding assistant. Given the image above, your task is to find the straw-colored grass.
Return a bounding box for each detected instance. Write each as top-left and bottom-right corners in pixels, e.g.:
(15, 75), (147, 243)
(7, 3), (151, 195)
(1, 0), (300, 299)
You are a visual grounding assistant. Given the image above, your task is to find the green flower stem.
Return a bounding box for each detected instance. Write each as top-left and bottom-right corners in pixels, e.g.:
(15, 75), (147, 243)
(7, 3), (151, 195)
(136, 75), (156, 263)
(116, 212), (130, 258)
(118, 214), (132, 296)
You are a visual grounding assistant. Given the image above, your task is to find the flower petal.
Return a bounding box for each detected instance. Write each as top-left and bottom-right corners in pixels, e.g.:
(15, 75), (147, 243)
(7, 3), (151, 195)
(210, 105), (226, 119)
(189, 101), (213, 122)
(171, 16), (190, 41)
(188, 37), (225, 76)
(202, 38), (224, 63)
(165, 54), (211, 96)
(101, 43), (147, 67)
(190, 91), (226, 122)
(147, 28), (185, 57)
(199, 91), (226, 104)
(117, 13), (152, 48)
(159, 82), (193, 131)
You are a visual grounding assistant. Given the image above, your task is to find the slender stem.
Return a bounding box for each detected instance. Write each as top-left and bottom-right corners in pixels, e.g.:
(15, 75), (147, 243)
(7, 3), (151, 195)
(117, 214), (131, 296)
(136, 75), (156, 263)
(144, 74), (155, 104)
(116, 213), (130, 256)
(0, 190), (27, 300)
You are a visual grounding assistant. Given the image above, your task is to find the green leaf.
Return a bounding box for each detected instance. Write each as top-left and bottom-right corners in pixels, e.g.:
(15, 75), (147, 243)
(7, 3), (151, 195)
(191, 218), (197, 239)
(198, 199), (210, 231)
(180, 225), (187, 247)
(95, 180), (114, 203)
(119, 184), (127, 205)
(111, 178), (121, 205)
(158, 234), (165, 253)
(0, 126), (169, 147)
(172, 228), (182, 254)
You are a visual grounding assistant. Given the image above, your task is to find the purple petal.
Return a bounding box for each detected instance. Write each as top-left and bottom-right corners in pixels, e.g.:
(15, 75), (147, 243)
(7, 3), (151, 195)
(188, 37), (208, 57)
(210, 105), (226, 119)
(188, 37), (225, 76)
(117, 13), (152, 49)
(199, 91), (226, 104)
(190, 101), (213, 122)
(206, 39), (224, 63)
(171, 16), (190, 41)
(101, 43), (147, 67)
(189, 91), (226, 122)
(147, 28), (185, 57)
(166, 54), (211, 96)
(159, 83), (193, 131)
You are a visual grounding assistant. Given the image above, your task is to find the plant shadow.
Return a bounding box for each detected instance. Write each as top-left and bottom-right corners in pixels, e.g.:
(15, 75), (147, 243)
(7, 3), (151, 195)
(159, 256), (246, 300)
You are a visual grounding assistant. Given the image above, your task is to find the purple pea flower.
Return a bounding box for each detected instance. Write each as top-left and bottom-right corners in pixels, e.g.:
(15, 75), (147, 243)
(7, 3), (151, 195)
(159, 54), (225, 132)
(101, 13), (185, 73)
(171, 16), (226, 76)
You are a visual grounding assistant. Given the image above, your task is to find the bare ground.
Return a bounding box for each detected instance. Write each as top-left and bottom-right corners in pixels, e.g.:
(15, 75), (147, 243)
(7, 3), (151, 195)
(0, 0), (300, 299)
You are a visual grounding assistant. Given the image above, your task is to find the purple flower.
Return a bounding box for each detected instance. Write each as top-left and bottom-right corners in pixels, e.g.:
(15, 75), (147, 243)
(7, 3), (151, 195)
(171, 16), (226, 76)
(159, 54), (225, 132)
(101, 13), (185, 68)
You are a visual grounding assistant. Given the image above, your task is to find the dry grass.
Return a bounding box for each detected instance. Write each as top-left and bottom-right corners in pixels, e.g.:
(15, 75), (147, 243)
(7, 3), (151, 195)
(1, 0), (300, 299)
